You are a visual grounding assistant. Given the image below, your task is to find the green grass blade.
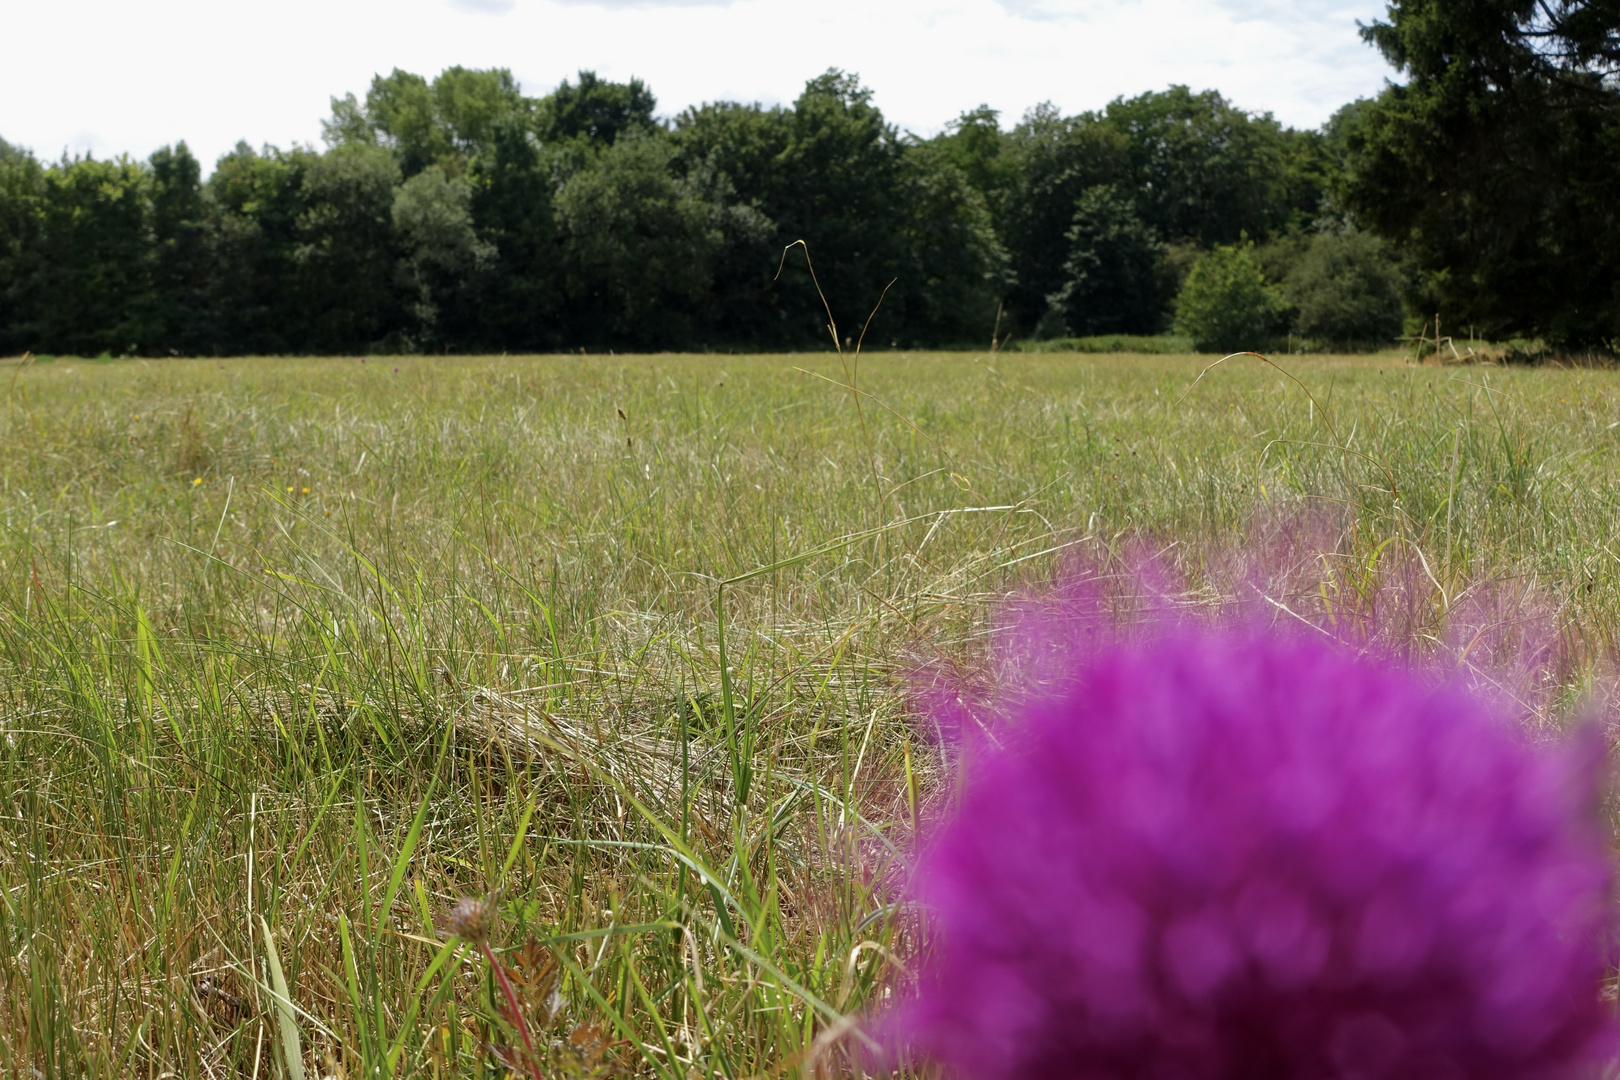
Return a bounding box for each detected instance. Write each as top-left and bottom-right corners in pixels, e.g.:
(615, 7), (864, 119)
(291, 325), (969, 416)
(379, 725), (450, 920)
(259, 915), (306, 1080)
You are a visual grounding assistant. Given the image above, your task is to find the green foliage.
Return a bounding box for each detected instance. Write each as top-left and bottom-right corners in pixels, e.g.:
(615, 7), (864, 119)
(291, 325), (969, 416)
(1042, 184), (1165, 337)
(892, 154), (1008, 344)
(1342, 0), (1620, 347)
(1252, 229), (1313, 289)
(202, 143), (309, 353)
(772, 70), (910, 342)
(1284, 229), (1407, 345)
(667, 101), (793, 343)
(1173, 241), (1284, 353)
(925, 105), (1022, 230)
(432, 66), (532, 153)
(0, 139), (44, 354)
(996, 105), (1132, 330)
(35, 155), (157, 356)
(340, 69), (443, 174)
(148, 143), (210, 352)
(20, 48), (1609, 356)
(394, 164), (493, 344)
(9, 65), (1020, 355)
(465, 121), (559, 350)
(326, 66), (530, 176)
(668, 69), (1006, 347)
(555, 134), (727, 347)
(292, 144), (400, 352)
(947, 87), (1332, 337)
(900, 106), (1016, 343)
(539, 70), (658, 148)
(1099, 86), (1311, 246)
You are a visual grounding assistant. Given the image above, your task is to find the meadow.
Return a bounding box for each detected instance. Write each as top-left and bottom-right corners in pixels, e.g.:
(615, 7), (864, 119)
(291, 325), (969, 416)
(2, 348), (1618, 1078)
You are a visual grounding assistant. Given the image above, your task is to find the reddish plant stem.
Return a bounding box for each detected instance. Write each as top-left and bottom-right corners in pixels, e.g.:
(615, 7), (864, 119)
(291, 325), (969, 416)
(482, 941), (543, 1079)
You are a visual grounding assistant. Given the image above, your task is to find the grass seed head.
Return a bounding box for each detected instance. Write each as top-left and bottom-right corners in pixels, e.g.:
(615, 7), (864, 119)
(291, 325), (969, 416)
(446, 896), (494, 946)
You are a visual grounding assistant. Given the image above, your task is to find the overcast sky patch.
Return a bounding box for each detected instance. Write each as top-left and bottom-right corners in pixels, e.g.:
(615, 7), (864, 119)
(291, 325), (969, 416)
(447, 0), (518, 13)
(1, 0), (1394, 171)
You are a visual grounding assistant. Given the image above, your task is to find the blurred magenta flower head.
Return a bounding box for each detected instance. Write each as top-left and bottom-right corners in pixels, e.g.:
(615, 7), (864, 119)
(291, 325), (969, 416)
(894, 623), (1616, 1080)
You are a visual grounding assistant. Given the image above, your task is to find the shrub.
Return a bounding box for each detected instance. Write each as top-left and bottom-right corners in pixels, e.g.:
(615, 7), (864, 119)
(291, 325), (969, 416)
(1173, 241), (1283, 353)
(1284, 229), (1406, 345)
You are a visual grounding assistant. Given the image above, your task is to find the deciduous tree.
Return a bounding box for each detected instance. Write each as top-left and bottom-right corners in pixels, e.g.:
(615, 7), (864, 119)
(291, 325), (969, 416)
(1042, 184), (1165, 337)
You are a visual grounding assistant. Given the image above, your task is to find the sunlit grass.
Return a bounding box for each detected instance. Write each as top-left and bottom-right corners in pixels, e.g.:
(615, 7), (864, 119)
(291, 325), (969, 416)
(2, 349), (1618, 1076)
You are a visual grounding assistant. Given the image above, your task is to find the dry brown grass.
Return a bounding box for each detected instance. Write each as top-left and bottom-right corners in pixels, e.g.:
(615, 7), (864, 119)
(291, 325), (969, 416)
(2, 349), (1618, 1076)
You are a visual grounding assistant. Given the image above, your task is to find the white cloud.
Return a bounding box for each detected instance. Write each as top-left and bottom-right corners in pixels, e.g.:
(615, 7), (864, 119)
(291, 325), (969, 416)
(0, 0), (1394, 170)
(538, 0), (736, 6)
(991, 0), (1106, 21)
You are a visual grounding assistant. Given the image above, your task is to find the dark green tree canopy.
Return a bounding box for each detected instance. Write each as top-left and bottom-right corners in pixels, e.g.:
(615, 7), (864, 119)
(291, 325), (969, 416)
(936, 87), (1328, 338)
(2, 68), (1012, 355)
(0, 140), (46, 354)
(1362, 0), (1620, 85)
(926, 106), (1021, 229)
(1100, 86), (1295, 246)
(34, 155), (158, 356)
(1043, 185), (1165, 338)
(540, 70), (658, 147)
(18, 45), (1602, 356)
(1343, 0), (1620, 346)
(997, 105), (1132, 328)
(669, 72), (1010, 347)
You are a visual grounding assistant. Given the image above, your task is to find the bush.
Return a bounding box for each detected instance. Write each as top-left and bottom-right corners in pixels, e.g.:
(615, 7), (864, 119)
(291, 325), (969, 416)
(1173, 241), (1283, 353)
(1283, 229), (1405, 345)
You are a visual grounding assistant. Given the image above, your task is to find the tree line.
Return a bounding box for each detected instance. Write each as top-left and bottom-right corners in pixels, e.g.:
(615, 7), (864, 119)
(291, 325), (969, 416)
(2, 0), (1615, 356)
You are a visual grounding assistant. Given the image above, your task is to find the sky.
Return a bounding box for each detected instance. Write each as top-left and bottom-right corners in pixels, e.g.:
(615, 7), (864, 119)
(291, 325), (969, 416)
(2, 0), (1396, 172)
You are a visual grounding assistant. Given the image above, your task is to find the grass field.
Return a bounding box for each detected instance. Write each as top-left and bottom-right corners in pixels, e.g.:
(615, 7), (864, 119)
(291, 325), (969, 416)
(3, 349), (1620, 1078)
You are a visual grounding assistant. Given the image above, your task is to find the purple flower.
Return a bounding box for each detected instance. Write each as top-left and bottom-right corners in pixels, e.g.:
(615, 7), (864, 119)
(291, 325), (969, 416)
(894, 628), (1616, 1080)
